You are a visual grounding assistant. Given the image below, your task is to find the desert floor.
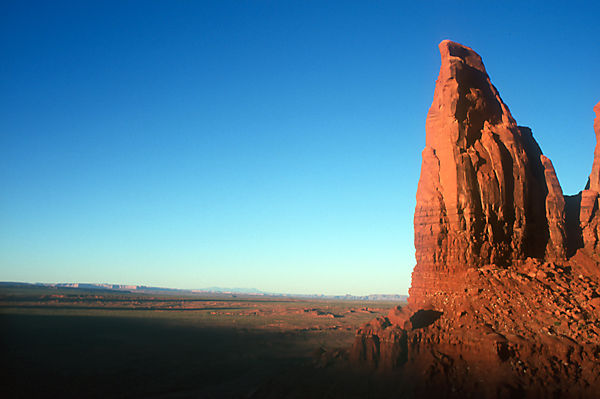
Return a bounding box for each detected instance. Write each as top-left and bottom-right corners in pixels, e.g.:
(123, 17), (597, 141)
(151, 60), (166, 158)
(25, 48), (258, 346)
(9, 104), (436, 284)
(1, 286), (400, 398)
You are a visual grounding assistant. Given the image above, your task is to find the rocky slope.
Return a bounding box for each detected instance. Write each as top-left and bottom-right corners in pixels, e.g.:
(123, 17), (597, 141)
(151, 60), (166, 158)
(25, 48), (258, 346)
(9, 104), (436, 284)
(351, 41), (600, 398)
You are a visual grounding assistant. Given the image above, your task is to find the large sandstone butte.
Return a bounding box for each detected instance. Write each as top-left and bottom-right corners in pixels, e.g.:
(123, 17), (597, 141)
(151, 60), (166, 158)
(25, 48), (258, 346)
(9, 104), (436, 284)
(351, 41), (600, 398)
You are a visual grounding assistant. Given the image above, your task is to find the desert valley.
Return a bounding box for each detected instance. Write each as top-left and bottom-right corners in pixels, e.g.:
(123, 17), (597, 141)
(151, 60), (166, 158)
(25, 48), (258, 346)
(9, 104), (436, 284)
(1, 283), (397, 398)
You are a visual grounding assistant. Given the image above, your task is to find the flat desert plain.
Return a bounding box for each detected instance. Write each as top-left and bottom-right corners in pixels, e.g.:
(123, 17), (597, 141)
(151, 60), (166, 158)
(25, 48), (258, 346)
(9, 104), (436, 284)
(0, 285), (401, 398)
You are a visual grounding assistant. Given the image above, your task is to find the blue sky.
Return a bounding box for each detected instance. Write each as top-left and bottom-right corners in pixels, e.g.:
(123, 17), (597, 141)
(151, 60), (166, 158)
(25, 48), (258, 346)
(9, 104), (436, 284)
(1, 1), (598, 295)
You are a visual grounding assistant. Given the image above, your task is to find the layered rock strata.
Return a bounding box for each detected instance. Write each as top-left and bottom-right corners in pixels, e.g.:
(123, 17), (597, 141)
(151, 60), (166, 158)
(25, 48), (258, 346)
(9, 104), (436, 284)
(352, 40), (600, 398)
(580, 103), (600, 256)
(410, 40), (566, 307)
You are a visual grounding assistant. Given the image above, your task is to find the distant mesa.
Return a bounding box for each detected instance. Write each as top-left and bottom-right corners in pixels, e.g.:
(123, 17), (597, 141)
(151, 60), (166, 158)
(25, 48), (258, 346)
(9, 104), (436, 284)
(0, 282), (406, 301)
(351, 40), (600, 398)
(55, 283), (139, 290)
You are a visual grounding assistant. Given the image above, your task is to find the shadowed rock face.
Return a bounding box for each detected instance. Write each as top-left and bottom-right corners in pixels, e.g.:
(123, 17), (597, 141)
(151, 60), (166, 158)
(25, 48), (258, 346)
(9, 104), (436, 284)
(351, 41), (600, 398)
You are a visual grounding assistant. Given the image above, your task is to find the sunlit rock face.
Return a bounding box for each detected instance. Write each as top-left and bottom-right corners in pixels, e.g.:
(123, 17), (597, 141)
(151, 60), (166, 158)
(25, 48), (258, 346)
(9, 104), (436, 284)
(351, 41), (600, 398)
(581, 102), (600, 257)
(587, 102), (600, 192)
(410, 40), (566, 307)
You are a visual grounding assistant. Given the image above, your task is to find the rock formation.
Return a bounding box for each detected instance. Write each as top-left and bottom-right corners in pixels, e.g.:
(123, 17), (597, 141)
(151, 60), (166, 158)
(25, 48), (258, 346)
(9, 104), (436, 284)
(587, 102), (600, 192)
(351, 41), (600, 398)
(410, 40), (566, 308)
(580, 103), (600, 257)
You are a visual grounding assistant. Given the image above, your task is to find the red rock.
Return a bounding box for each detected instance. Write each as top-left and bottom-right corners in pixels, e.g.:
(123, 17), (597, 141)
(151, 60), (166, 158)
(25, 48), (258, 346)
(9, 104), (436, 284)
(588, 101), (600, 192)
(351, 41), (600, 398)
(580, 102), (600, 258)
(541, 154), (567, 260)
(411, 40), (563, 307)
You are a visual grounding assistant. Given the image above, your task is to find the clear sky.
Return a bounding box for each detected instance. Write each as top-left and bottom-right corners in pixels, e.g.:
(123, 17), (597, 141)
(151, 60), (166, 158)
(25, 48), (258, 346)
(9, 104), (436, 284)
(1, 1), (598, 295)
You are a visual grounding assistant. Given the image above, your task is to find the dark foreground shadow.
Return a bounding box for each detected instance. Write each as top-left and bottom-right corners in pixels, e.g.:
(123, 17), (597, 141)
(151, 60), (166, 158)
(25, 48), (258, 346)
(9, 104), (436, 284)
(4, 313), (599, 399)
(409, 309), (443, 329)
(248, 361), (600, 399)
(0, 313), (315, 398)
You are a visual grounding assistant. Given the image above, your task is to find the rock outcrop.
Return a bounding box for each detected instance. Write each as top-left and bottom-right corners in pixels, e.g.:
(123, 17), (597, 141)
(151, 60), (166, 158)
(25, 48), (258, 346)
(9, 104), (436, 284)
(410, 40), (566, 308)
(587, 102), (600, 192)
(351, 41), (600, 398)
(580, 103), (600, 257)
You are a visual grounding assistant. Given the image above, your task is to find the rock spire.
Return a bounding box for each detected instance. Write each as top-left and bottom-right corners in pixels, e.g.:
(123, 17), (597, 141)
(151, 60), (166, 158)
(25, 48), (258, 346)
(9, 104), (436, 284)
(410, 40), (566, 306)
(351, 41), (600, 398)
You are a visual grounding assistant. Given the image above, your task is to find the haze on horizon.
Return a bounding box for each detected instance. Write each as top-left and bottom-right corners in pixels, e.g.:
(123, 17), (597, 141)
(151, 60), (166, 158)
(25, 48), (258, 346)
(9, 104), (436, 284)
(1, 1), (598, 295)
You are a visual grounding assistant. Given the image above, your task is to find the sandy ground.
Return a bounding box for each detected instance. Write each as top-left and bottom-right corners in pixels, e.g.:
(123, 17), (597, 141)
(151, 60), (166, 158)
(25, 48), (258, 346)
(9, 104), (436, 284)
(0, 286), (401, 398)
